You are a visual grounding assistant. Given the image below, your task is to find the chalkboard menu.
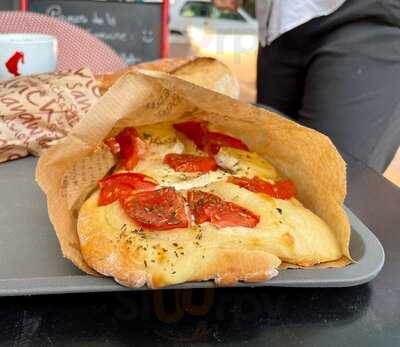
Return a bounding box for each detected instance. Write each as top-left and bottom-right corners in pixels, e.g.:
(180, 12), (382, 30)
(0, 0), (19, 10)
(29, 0), (162, 64)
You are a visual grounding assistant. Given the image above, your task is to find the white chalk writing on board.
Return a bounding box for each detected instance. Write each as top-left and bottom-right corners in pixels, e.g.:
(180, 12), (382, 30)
(33, 1), (161, 62)
(94, 32), (127, 42)
(46, 4), (62, 17)
(92, 12), (104, 25)
(105, 13), (117, 27)
(120, 53), (142, 65)
(142, 29), (154, 44)
(46, 5), (89, 24)
(91, 12), (117, 27)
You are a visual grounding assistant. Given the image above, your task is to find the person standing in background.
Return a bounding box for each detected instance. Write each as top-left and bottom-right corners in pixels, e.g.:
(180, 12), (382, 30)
(213, 0), (400, 174)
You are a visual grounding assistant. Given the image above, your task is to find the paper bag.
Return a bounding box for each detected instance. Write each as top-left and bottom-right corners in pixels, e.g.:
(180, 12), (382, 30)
(0, 69), (100, 163)
(36, 70), (351, 274)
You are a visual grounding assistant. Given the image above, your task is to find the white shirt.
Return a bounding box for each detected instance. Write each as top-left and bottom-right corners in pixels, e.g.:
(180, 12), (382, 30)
(256, 0), (347, 46)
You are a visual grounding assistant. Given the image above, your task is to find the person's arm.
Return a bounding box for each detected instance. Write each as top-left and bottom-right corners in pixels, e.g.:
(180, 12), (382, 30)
(212, 0), (242, 12)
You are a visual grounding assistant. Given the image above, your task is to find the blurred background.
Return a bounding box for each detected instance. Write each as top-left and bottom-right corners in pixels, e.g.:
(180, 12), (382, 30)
(169, 0), (257, 102)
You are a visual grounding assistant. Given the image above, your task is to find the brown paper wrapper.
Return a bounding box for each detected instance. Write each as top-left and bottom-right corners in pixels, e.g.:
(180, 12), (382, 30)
(0, 69), (100, 163)
(36, 70), (351, 275)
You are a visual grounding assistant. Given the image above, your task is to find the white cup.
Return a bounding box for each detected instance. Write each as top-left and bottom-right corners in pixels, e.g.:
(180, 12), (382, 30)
(0, 34), (58, 80)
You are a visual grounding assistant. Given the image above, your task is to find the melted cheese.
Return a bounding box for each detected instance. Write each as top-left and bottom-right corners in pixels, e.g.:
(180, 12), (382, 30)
(215, 147), (279, 180)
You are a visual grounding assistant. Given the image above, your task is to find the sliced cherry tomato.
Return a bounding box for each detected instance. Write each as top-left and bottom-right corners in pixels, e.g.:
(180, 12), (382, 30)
(164, 153), (217, 172)
(99, 184), (134, 207)
(98, 173), (157, 206)
(173, 121), (208, 149)
(100, 172), (157, 191)
(204, 131), (249, 154)
(115, 127), (138, 157)
(120, 136), (147, 170)
(115, 127), (146, 170)
(187, 190), (259, 228)
(104, 137), (120, 155)
(104, 127), (146, 170)
(173, 121), (249, 155)
(228, 176), (296, 200)
(120, 188), (189, 230)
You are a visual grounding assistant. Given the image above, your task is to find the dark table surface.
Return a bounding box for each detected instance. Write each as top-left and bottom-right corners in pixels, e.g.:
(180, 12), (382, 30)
(0, 152), (399, 347)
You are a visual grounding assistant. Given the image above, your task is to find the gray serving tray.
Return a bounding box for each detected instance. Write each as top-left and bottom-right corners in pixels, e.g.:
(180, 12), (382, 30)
(0, 157), (384, 296)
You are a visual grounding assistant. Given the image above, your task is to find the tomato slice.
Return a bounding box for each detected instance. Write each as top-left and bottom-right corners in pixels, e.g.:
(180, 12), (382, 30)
(164, 153), (217, 172)
(115, 127), (138, 156)
(173, 121), (208, 149)
(187, 190), (259, 228)
(120, 188), (189, 230)
(228, 176), (296, 200)
(104, 137), (120, 155)
(204, 131), (249, 155)
(120, 136), (147, 170)
(116, 127), (147, 170)
(173, 121), (249, 155)
(104, 127), (146, 170)
(99, 184), (134, 207)
(98, 173), (158, 206)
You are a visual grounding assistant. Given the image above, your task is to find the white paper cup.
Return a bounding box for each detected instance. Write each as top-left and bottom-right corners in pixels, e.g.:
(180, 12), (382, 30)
(0, 34), (58, 80)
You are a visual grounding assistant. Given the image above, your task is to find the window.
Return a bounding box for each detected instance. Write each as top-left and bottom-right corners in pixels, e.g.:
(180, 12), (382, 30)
(180, 1), (212, 18)
(211, 8), (246, 21)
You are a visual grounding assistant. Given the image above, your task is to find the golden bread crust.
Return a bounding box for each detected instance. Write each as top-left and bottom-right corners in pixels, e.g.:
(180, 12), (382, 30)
(78, 192), (281, 288)
(97, 57), (239, 98)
